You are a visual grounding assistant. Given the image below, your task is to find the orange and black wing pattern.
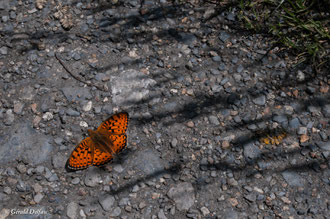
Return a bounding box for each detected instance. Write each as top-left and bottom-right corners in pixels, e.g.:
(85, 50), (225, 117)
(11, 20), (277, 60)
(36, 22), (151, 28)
(92, 146), (114, 167)
(97, 112), (129, 134)
(66, 112), (129, 171)
(91, 134), (127, 167)
(66, 137), (94, 170)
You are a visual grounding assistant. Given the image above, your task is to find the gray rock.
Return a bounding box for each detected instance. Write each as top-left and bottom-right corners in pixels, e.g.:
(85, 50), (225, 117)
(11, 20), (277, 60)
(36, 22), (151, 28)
(0, 46), (8, 55)
(158, 209), (167, 219)
(132, 185), (139, 192)
(307, 106), (319, 114)
(54, 137), (63, 145)
(71, 177), (80, 185)
(13, 101), (24, 114)
(94, 106), (102, 114)
(0, 122), (52, 165)
(129, 149), (165, 175)
(316, 141), (330, 151)
(42, 112), (53, 121)
(66, 108), (80, 117)
(227, 12), (236, 21)
(281, 171), (305, 187)
(203, 8), (215, 19)
(52, 153), (67, 169)
(233, 115), (241, 123)
(110, 69), (156, 107)
(0, 193), (10, 201)
(210, 69), (221, 75)
(236, 65), (244, 73)
(243, 142), (261, 161)
(296, 70), (305, 81)
(16, 180), (28, 192)
(34, 193), (44, 203)
(244, 193), (256, 202)
(4, 109), (14, 125)
(247, 124), (258, 130)
(2, 16), (9, 22)
(319, 131), (327, 141)
(256, 50), (267, 55)
(9, 11), (16, 19)
(289, 118), (300, 129)
(221, 109), (230, 117)
(218, 63), (226, 71)
(257, 160), (271, 170)
(0, 0), (10, 10)
(231, 57), (239, 64)
(47, 173), (59, 182)
(3, 187), (11, 194)
(35, 165), (45, 174)
(113, 164), (124, 173)
(252, 95), (266, 106)
(223, 209), (238, 219)
(95, 73), (106, 81)
(163, 102), (179, 113)
(219, 31), (230, 42)
(171, 138), (178, 147)
(16, 164), (27, 173)
(273, 114), (288, 123)
(297, 127), (307, 135)
(82, 101), (92, 112)
(61, 86), (92, 102)
(6, 167), (16, 176)
(212, 56), (221, 62)
(178, 33), (197, 45)
(102, 104), (113, 114)
(99, 195), (115, 212)
(209, 115), (220, 125)
(84, 169), (102, 187)
(110, 207), (121, 217)
(167, 182), (195, 210)
(67, 202), (78, 219)
(119, 198), (130, 206)
(211, 84), (222, 93)
(322, 104), (330, 118)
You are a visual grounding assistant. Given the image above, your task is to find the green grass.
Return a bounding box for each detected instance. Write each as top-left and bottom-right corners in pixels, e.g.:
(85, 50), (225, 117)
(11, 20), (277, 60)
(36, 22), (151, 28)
(237, 0), (330, 74)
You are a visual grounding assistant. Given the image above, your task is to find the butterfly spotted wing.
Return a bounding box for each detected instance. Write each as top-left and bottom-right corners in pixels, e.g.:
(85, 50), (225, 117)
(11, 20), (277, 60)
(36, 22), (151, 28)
(66, 112), (129, 171)
(97, 112), (129, 134)
(93, 112), (128, 164)
(92, 135), (127, 166)
(67, 137), (94, 170)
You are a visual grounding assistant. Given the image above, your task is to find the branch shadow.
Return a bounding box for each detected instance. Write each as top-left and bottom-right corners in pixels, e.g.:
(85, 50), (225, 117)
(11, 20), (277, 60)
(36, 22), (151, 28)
(108, 162), (183, 195)
(3, 0), (328, 197)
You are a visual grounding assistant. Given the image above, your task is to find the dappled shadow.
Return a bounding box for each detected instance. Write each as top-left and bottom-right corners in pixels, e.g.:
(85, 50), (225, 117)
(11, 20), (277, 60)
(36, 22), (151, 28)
(1, 0), (328, 197)
(108, 162), (183, 195)
(194, 145), (328, 191)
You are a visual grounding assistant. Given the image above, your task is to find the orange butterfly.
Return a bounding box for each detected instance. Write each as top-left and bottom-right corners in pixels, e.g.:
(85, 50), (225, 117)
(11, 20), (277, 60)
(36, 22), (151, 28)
(66, 112), (129, 171)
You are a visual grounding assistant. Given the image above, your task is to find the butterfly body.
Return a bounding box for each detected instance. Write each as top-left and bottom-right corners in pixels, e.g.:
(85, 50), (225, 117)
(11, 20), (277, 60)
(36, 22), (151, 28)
(66, 112), (129, 171)
(88, 129), (114, 154)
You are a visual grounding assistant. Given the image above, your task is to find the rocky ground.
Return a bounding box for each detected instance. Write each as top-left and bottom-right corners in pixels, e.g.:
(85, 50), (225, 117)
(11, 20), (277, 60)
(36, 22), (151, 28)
(0, 0), (329, 218)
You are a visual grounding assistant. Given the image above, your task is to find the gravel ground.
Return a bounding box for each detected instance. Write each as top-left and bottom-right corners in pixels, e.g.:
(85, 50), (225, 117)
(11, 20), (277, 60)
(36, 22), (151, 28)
(0, 0), (329, 218)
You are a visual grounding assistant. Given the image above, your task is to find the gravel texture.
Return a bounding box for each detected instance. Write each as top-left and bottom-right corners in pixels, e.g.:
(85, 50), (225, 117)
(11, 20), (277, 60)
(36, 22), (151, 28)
(0, 0), (329, 218)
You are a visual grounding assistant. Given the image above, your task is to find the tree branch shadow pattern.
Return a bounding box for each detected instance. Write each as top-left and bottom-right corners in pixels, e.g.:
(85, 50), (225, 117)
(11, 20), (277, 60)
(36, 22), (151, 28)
(3, 0), (328, 196)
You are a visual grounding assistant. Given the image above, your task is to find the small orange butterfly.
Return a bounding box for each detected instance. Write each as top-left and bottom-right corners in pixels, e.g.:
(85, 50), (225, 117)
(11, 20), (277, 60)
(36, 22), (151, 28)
(66, 112), (129, 171)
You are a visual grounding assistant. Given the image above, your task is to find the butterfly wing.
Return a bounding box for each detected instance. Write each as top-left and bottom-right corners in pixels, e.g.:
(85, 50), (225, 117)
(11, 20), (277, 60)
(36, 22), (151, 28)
(92, 146), (113, 166)
(67, 112), (129, 170)
(97, 112), (129, 134)
(110, 134), (127, 153)
(92, 134), (127, 167)
(67, 137), (94, 170)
